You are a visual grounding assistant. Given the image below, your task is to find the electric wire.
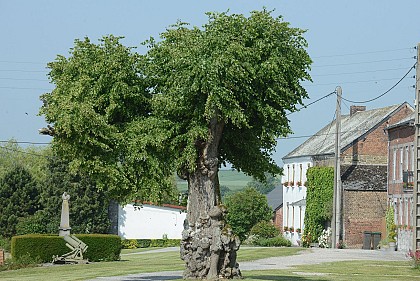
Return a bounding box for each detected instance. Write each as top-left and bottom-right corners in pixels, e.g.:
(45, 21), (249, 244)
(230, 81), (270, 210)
(286, 91), (336, 116)
(340, 62), (416, 104)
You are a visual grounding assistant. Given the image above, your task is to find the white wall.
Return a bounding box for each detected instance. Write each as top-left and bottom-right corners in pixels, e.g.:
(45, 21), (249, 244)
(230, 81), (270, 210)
(282, 157), (312, 245)
(118, 204), (187, 239)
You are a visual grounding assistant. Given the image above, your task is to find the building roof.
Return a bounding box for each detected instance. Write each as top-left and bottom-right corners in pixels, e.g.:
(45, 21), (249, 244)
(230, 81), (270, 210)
(385, 112), (414, 130)
(341, 164), (387, 191)
(283, 103), (412, 160)
(266, 186), (283, 211)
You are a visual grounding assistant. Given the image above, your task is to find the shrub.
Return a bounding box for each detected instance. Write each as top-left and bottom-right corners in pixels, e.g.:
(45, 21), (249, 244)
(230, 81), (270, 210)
(11, 234), (121, 263)
(121, 239), (181, 249)
(0, 254), (42, 272)
(255, 236), (292, 247)
(0, 236), (11, 252)
(249, 221), (279, 239)
(225, 187), (272, 241)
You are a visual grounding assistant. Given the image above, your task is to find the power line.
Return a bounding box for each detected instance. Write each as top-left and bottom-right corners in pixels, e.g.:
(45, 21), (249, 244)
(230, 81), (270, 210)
(312, 47), (413, 59)
(286, 91), (336, 116)
(311, 67), (410, 77)
(340, 62), (416, 104)
(0, 140), (50, 145)
(312, 57), (415, 68)
(303, 76), (414, 87)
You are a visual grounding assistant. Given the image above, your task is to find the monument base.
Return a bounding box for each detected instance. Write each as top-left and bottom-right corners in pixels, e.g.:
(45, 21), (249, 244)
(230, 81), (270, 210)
(59, 227), (71, 237)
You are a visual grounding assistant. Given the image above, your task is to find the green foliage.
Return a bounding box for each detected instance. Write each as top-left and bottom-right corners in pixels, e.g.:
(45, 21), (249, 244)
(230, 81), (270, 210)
(246, 173), (281, 194)
(225, 187), (272, 241)
(11, 235), (67, 263)
(0, 236), (11, 252)
(40, 35), (175, 203)
(0, 254), (42, 272)
(303, 167), (334, 244)
(76, 234), (121, 261)
(249, 221), (280, 239)
(145, 9), (312, 181)
(38, 156), (111, 234)
(11, 234), (121, 263)
(386, 207), (396, 242)
(40, 9), (311, 203)
(254, 236), (292, 247)
(121, 239), (181, 249)
(0, 141), (50, 184)
(15, 211), (58, 236)
(0, 166), (41, 238)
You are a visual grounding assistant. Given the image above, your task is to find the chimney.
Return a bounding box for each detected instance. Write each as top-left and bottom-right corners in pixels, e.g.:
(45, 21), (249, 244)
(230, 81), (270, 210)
(350, 105), (366, 116)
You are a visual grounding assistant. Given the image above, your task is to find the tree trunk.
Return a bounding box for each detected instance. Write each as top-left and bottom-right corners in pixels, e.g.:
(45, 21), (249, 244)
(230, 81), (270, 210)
(180, 118), (241, 280)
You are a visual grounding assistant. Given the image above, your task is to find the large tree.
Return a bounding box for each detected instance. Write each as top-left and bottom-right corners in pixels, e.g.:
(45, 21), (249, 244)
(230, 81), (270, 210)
(40, 10), (311, 280)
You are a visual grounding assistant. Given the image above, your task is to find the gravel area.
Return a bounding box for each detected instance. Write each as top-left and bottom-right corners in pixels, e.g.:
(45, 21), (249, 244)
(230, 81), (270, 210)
(86, 247), (408, 281)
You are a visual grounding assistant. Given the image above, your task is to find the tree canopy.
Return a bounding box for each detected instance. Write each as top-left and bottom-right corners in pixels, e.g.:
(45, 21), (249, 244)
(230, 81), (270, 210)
(40, 9), (311, 203)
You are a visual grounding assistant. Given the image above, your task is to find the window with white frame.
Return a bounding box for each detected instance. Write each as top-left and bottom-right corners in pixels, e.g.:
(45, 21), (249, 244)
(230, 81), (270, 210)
(392, 148), (397, 180)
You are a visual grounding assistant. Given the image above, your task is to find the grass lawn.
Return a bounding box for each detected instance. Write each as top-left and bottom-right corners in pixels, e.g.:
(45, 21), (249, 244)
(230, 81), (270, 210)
(0, 247), (301, 281)
(242, 261), (420, 281)
(1, 247), (418, 281)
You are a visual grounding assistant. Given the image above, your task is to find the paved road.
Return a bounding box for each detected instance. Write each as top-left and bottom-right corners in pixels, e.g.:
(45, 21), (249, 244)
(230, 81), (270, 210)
(87, 247), (407, 281)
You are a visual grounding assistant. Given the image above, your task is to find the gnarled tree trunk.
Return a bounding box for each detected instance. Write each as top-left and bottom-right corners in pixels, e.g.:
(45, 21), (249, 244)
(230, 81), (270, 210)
(180, 118), (241, 280)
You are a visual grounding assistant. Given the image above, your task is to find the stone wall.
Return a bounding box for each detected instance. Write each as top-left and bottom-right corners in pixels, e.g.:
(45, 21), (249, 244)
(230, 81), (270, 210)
(397, 228), (413, 252)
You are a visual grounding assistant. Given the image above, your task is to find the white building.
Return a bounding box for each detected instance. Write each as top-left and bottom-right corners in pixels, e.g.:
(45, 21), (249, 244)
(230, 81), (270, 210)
(282, 156), (311, 245)
(116, 203), (187, 239)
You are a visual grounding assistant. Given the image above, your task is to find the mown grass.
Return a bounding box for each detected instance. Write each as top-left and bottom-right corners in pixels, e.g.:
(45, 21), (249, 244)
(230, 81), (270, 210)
(242, 261), (420, 281)
(2, 247), (417, 281)
(0, 246), (300, 281)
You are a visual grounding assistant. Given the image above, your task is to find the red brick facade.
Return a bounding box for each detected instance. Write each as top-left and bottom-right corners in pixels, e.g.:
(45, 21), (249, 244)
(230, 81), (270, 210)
(343, 190), (387, 249)
(314, 104), (413, 248)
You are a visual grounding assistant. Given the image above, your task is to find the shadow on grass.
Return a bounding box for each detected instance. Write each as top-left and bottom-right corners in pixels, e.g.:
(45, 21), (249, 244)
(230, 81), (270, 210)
(244, 274), (329, 281)
(120, 275), (181, 281)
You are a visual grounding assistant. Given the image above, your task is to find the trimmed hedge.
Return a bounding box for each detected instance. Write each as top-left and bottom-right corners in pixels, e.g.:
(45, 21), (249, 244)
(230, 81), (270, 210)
(121, 239), (181, 249)
(11, 234), (121, 263)
(255, 236), (292, 247)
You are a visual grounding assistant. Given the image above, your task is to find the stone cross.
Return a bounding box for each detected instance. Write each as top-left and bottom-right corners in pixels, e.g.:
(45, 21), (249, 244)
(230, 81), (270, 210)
(59, 192), (71, 236)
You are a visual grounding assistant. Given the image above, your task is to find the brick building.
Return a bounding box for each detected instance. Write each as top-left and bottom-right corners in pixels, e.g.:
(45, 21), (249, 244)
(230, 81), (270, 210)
(266, 186), (283, 231)
(282, 102), (413, 248)
(385, 113), (415, 251)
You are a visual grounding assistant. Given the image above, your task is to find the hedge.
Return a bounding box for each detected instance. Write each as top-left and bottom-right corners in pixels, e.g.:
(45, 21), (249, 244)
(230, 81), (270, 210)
(121, 239), (181, 249)
(11, 234), (121, 263)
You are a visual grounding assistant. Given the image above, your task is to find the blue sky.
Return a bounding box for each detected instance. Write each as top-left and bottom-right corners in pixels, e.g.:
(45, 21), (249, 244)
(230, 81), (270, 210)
(1, 0), (419, 166)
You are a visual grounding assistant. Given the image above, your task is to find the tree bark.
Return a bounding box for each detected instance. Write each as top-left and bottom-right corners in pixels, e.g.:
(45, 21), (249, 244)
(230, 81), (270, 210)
(180, 118), (241, 280)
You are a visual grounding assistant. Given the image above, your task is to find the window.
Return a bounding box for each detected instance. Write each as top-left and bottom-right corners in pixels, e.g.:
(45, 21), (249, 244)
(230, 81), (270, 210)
(287, 165), (290, 182)
(400, 148), (403, 180)
(292, 164), (295, 184)
(392, 148), (397, 180)
(299, 164), (303, 183)
(405, 146), (409, 171)
(412, 145), (415, 171)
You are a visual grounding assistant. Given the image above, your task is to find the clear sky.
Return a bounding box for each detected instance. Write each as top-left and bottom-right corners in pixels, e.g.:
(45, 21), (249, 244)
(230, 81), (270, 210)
(1, 0), (419, 166)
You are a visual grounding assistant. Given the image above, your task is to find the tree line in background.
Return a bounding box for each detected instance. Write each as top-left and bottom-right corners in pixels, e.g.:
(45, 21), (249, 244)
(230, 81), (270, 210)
(0, 141), (281, 240)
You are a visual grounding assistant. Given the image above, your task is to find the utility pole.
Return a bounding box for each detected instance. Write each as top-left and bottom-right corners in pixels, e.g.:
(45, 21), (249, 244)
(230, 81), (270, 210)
(414, 43), (420, 251)
(332, 86), (342, 248)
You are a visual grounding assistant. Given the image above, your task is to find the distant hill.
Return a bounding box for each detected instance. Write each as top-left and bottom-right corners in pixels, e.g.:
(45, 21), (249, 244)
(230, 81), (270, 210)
(176, 169), (253, 192)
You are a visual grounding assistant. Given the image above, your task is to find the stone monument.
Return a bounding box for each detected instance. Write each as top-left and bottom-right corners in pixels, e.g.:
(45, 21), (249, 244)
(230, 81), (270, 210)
(59, 192), (71, 236)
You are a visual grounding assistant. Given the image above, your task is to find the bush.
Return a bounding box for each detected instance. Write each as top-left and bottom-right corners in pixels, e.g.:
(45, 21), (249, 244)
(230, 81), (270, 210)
(121, 239), (181, 249)
(11, 234), (121, 263)
(0, 236), (11, 252)
(15, 211), (58, 235)
(249, 221), (279, 239)
(0, 254), (42, 272)
(255, 236), (292, 247)
(225, 187), (272, 241)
